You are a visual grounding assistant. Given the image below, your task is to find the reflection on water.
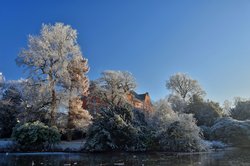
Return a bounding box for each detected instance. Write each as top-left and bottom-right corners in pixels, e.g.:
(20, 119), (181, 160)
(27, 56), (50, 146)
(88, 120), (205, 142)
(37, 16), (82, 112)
(0, 148), (250, 166)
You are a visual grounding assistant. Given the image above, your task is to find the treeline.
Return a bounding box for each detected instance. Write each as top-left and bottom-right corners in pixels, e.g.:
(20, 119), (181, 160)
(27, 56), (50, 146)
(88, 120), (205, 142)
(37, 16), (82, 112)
(0, 23), (250, 152)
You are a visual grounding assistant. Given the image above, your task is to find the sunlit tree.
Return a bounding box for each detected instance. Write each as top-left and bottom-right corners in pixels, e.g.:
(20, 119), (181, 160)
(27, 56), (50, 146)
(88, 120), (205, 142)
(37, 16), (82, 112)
(66, 58), (92, 133)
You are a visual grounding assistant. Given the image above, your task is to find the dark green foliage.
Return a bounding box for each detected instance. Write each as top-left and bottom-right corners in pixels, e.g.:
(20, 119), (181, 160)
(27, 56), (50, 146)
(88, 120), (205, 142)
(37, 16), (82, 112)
(0, 86), (22, 138)
(61, 129), (87, 141)
(199, 125), (211, 140)
(231, 100), (250, 120)
(187, 95), (223, 126)
(18, 108), (49, 125)
(210, 118), (250, 147)
(12, 121), (61, 150)
(84, 105), (147, 152)
(132, 109), (148, 127)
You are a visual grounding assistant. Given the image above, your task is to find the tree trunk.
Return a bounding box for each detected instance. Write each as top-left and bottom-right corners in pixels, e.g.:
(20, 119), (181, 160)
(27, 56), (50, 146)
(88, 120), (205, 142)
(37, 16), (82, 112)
(48, 66), (57, 126)
(67, 98), (74, 129)
(67, 98), (75, 141)
(50, 88), (57, 126)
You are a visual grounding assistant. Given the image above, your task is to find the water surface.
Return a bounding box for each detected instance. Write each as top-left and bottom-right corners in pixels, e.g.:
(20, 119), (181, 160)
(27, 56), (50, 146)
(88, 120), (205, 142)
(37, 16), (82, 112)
(0, 148), (250, 166)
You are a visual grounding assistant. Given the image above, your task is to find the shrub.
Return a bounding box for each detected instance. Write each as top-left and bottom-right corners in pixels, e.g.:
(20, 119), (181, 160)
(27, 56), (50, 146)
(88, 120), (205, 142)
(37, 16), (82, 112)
(151, 98), (207, 152)
(210, 117), (250, 147)
(12, 121), (61, 150)
(83, 105), (147, 152)
(154, 113), (207, 152)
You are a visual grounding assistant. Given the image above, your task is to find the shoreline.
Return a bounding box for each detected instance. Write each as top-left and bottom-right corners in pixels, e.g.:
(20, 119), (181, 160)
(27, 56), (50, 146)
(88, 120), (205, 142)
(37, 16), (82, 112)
(0, 147), (231, 154)
(0, 139), (231, 153)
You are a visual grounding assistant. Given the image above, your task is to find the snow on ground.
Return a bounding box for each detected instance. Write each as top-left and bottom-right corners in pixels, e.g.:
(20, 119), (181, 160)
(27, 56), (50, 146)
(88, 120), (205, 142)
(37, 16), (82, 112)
(54, 140), (86, 151)
(0, 140), (14, 148)
(203, 140), (227, 149)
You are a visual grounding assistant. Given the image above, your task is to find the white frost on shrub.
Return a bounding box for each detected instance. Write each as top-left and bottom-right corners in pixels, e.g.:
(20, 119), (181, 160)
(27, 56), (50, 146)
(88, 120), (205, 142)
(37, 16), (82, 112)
(210, 117), (250, 147)
(151, 98), (208, 152)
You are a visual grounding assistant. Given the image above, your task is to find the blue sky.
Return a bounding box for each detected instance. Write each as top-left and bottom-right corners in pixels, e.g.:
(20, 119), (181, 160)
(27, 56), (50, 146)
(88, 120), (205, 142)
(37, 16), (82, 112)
(1, 0), (250, 103)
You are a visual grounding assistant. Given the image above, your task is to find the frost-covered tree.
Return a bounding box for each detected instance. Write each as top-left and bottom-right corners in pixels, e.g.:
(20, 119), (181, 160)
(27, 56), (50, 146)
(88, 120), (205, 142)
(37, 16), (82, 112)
(230, 100), (250, 120)
(17, 80), (51, 123)
(166, 73), (205, 101)
(16, 23), (85, 126)
(0, 72), (5, 98)
(167, 94), (187, 112)
(152, 98), (175, 125)
(88, 70), (136, 111)
(223, 100), (232, 116)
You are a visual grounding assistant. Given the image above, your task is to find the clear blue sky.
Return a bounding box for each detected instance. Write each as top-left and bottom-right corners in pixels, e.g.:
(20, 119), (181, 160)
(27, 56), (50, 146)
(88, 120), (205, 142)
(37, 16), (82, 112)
(1, 0), (250, 104)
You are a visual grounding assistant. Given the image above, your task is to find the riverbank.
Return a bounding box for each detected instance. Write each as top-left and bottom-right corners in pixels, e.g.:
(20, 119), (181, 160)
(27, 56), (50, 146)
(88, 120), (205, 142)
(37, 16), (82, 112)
(0, 139), (227, 153)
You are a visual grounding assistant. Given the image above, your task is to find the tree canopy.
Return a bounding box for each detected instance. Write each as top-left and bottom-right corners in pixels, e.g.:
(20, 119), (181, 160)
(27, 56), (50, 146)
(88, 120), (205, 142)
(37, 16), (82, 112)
(166, 73), (205, 101)
(16, 23), (89, 126)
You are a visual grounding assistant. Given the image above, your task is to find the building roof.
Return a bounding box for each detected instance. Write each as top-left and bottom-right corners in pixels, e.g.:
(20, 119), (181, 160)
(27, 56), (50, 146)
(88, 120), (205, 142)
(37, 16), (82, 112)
(130, 90), (149, 102)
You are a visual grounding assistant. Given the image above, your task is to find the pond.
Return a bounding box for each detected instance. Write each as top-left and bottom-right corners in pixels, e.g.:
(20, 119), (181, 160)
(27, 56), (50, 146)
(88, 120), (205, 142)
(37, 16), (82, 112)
(0, 148), (250, 166)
